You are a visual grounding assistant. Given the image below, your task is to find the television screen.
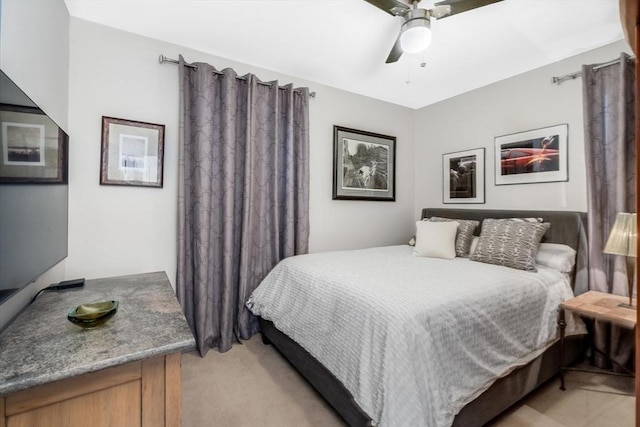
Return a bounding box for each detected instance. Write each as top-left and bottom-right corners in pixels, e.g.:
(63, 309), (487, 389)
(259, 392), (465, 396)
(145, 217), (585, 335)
(0, 70), (69, 305)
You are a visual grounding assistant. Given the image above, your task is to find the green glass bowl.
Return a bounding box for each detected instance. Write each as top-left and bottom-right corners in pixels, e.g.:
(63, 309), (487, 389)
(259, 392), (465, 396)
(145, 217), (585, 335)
(67, 300), (119, 328)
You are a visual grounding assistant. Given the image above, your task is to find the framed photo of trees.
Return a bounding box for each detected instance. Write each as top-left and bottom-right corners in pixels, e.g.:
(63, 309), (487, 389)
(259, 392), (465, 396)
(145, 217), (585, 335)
(333, 126), (395, 201)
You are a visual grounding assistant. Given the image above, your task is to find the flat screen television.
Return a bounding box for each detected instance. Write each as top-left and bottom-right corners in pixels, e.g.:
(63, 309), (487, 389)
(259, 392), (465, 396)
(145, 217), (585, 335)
(0, 70), (69, 308)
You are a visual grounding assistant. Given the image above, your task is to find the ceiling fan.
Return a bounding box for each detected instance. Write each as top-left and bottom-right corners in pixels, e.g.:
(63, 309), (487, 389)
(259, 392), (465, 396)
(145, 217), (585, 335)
(365, 0), (503, 63)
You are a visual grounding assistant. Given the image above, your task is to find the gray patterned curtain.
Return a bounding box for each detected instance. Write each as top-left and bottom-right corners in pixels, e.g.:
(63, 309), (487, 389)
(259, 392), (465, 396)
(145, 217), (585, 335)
(583, 52), (635, 371)
(176, 56), (310, 356)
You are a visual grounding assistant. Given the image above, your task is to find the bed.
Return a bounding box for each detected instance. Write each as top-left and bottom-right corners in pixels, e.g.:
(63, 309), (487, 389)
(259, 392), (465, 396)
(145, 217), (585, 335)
(247, 208), (588, 426)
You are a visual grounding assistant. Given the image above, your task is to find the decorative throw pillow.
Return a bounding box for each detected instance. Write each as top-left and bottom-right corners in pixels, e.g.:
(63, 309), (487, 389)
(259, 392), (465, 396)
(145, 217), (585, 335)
(510, 217), (544, 223)
(413, 221), (459, 259)
(409, 217), (431, 246)
(469, 236), (479, 255)
(428, 217), (480, 257)
(470, 219), (550, 271)
(535, 243), (576, 273)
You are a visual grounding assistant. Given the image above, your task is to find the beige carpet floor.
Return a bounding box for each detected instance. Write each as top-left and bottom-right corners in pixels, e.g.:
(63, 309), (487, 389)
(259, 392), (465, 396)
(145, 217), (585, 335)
(182, 334), (634, 427)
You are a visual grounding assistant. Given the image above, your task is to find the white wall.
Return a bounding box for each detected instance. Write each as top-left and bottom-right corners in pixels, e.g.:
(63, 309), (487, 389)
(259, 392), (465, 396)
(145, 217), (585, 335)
(0, 0), (69, 330)
(66, 18), (416, 286)
(0, 0), (69, 129)
(413, 40), (632, 217)
(308, 86), (415, 252)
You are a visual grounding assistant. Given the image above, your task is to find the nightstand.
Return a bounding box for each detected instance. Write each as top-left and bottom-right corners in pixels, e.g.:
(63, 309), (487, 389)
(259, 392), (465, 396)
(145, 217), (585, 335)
(558, 290), (636, 390)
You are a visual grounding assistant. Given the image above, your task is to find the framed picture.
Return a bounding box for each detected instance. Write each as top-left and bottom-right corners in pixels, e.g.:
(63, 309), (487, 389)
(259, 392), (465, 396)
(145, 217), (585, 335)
(100, 116), (165, 187)
(443, 148), (485, 204)
(333, 126), (395, 201)
(0, 104), (67, 184)
(494, 124), (568, 185)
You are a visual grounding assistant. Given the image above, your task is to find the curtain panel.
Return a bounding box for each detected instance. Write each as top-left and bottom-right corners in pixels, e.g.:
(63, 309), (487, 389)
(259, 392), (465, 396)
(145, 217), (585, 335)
(176, 56), (310, 355)
(583, 52), (636, 370)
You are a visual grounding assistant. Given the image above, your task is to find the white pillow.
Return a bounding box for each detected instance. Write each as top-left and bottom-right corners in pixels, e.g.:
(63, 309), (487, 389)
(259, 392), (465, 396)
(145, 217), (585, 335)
(469, 238), (576, 273)
(413, 221), (458, 259)
(535, 243), (576, 273)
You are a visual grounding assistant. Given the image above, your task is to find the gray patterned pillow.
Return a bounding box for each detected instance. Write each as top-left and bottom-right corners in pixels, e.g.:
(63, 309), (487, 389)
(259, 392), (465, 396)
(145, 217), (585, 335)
(470, 219), (550, 271)
(509, 217), (543, 223)
(428, 217), (479, 257)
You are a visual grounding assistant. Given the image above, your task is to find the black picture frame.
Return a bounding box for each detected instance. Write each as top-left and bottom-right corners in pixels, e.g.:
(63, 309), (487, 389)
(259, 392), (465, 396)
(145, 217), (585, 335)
(332, 125), (396, 201)
(443, 147), (485, 204)
(0, 104), (68, 184)
(100, 116), (165, 188)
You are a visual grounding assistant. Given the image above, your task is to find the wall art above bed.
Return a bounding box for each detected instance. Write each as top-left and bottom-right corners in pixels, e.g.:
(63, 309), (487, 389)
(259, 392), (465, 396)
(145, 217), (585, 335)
(442, 147), (485, 204)
(494, 123), (568, 185)
(333, 125), (395, 201)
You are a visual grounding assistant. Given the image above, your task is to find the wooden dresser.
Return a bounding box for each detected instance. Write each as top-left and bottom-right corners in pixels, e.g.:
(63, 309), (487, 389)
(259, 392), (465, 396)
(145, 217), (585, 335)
(0, 272), (195, 427)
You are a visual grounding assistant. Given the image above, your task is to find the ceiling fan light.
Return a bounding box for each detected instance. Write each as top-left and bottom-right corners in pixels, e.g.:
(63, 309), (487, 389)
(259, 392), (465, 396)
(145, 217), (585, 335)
(400, 22), (432, 53)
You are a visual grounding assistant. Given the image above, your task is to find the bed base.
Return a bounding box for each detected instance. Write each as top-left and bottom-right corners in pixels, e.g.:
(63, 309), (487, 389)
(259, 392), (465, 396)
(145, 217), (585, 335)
(259, 318), (371, 426)
(258, 208), (588, 426)
(260, 318), (586, 426)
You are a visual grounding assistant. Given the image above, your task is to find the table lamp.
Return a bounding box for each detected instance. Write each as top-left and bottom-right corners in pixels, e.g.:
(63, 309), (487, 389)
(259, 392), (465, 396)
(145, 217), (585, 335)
(603, 212), (637, 309)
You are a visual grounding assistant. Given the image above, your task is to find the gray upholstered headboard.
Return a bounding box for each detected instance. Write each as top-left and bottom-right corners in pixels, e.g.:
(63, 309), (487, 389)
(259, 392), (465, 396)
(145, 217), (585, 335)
(421, 209), (589, 293)
(421, 208), (587, 251)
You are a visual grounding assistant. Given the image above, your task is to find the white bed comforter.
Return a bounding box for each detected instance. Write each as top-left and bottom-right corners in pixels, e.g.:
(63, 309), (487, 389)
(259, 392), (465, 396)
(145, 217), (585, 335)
(247, 245), (575, 427)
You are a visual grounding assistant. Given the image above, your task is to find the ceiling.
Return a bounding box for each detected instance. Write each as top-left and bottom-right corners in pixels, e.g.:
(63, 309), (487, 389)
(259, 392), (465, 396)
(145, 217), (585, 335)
(63, 0), (624, 109)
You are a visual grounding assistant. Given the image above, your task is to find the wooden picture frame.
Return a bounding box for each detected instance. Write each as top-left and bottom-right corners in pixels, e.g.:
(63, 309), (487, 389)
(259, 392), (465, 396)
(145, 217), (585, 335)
(443, 148), (485, 204)
(0, 104), (67, 184)
(495, 124), (568, 185)
(333, 125), (396, 201)
(100, 116), (165, 188)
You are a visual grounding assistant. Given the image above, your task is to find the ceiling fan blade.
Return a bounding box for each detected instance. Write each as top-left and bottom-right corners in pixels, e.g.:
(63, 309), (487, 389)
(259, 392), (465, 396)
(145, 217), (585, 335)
(385, 35), (403, 64)
(364, 0), (411, 16)
(434, 0), (502, 18)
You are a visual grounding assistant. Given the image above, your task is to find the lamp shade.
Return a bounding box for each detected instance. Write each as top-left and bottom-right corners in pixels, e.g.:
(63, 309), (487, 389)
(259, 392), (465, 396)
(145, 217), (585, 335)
(603, 212), (637, 257)
(399, 8), (432, 54)
(400, 25), (432, 53)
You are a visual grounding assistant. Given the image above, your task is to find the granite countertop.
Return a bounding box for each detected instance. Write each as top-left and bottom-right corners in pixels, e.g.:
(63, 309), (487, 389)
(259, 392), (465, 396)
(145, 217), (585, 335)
(0, 271), (196, 396)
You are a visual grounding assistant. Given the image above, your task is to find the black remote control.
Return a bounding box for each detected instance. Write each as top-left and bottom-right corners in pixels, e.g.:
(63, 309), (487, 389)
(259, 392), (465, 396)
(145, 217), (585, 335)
(56, 278), (85, 290)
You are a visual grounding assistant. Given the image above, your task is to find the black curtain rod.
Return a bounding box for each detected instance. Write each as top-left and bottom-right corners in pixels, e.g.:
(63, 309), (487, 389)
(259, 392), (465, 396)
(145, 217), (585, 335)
(552, 56), (635, 85)
(159, 54), (316, 98)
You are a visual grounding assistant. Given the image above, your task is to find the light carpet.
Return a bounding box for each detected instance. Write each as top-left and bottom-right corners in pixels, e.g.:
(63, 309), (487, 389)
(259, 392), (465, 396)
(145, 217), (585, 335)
(182, 334), (634, 427)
